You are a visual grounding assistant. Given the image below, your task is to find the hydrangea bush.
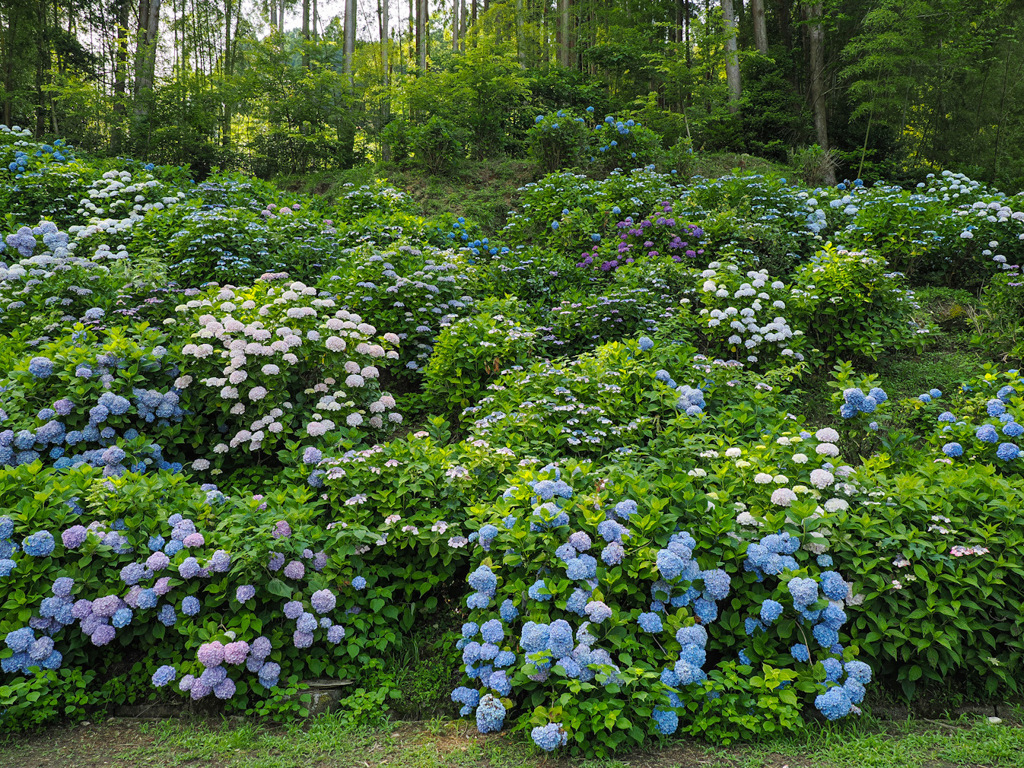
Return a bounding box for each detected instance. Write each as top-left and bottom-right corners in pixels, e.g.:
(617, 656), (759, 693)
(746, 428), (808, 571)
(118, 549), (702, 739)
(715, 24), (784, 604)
(172, 276), (402, 475)
(449, 461), (874, 755)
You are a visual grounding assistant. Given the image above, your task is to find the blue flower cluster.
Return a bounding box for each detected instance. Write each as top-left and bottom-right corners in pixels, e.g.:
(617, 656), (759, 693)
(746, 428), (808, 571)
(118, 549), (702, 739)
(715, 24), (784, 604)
(739, 530), (865, 720)
(839, 386), (887, 419)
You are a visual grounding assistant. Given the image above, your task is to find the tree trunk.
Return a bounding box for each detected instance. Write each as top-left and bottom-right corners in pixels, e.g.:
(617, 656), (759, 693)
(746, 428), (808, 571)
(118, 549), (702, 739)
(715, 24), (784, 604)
(112, 0), (131, 152)
(721, 0), (741, 110)
(805, 0), (834, 183)
(460, 0), (467, 50)
(751, 0), (767, 53)
(453, 0), (459, 51)
(302, 0), (311, 69)
(416, 0), (427, 70)
(380, 0), (390, 160)
(33, 0), (52, 137)
(557, 0), (570, 67)
(344, 0), (356, 89)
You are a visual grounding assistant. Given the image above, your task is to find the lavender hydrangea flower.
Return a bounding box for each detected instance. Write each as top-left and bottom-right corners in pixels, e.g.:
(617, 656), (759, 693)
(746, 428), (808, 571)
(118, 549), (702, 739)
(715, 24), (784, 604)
(311, 589), (336, 614)
(223, 641), (249, 665)
(197, 641), (225, 667)
(236, 584), (256, 602)
(152, 665), (177, 687)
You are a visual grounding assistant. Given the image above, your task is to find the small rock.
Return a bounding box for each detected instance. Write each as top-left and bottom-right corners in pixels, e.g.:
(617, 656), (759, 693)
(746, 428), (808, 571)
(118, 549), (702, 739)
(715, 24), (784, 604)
(988, 716), (1003, 725)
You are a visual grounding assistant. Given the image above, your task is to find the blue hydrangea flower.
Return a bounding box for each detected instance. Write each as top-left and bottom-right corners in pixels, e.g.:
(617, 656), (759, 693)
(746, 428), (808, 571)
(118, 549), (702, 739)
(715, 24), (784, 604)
(822, 657), (844, 682)
(759, 599), (783, 624)
(812, 624), (839, 648)
(693, 599), (717, 623)
(548, 620), (573, 657)
(480, 620), (504, 644)
(976, 424), (999, 443)
(499, 599), (518, 623)
(528, 579), (551, 601)
(23, 530), (55, 557)
(788, 577), (819, 608)
(814, 685), (852, 720)
(638, 612), (663, 633)
(638, 336), (654, 351)
(996, 442), (1019, 461)
(987, 399), (1006, 417)
(820, 571), (848, 601)
(475, 693), (505, 733)
(601, 541), (624, 565)
(521, 622), (550, 653)
(943, 442), (964, 458)
(531, 723), (568, 751)
(181, 596), (201, 616)
(701, 569), (730, 601)
(28, 357), (54, 378)
(844, 660), (872, 684)
(468, 565), (497, 595)
(790, 643), (810, 662)
(651, 708), (678, 734)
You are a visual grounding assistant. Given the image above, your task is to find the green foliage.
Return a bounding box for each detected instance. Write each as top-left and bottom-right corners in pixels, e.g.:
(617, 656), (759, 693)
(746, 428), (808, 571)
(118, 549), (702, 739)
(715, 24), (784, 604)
(790, 246), (932, 363)
(409, 117), (467, 177)
(526, 112), (592, 174)
(423, 303), (537, 420)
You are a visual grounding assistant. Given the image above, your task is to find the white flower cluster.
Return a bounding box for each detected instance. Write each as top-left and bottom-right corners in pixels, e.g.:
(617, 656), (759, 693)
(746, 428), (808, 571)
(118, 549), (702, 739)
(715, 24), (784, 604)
(70, 170), (187, 247)
(695, 260), (804, 367)
(176, 278), (401, 462)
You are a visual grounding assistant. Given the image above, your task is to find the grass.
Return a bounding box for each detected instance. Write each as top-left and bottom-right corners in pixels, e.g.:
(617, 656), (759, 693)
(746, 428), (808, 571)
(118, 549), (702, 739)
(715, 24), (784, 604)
(275, 158), (538, 234)
(2, 712), (1023, 768)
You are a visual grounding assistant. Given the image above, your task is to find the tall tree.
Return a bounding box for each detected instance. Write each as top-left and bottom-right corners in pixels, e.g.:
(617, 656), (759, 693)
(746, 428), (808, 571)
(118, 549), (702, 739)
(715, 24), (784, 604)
(721, 0), (740, 109)
(343, 0), (356, 87)
(416, 0), (427, 69)
(803, 0), (833, 182)
(557, 0), (570, 67)
(751, 0), (767, 54)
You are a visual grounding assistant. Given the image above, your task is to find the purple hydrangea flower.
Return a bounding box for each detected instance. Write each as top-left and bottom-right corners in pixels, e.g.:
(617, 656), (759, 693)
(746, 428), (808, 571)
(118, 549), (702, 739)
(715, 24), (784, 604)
(236, 584), (256, 602)
(152, 665), (177, 687)
(197, 641), (225, 667)
(223, 641), (249, 665)
(310, 589), (336, 614)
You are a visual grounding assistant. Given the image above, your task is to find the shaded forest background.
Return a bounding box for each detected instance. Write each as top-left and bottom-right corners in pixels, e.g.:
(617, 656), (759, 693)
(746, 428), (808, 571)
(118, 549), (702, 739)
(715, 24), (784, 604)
(3, 0), (1024, 188)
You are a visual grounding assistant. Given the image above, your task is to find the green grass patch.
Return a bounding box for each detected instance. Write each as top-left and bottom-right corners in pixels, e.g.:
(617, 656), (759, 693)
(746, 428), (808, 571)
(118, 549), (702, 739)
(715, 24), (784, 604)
(3, 714), (1023, 768)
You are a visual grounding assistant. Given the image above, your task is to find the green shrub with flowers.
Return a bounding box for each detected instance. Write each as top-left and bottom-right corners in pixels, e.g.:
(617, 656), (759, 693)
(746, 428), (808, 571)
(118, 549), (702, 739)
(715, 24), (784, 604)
(789, 245), (933, 363)
(658, 257), (809, 372)
(0, 463), (453, 730)
(324, 244), (482, 383)
(450, 459), (875, 755)
(170, 276), (403, 479)
(526, 111), (593, 173)
(423, 303), (538, 420)
(525, 109), (664, 178)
